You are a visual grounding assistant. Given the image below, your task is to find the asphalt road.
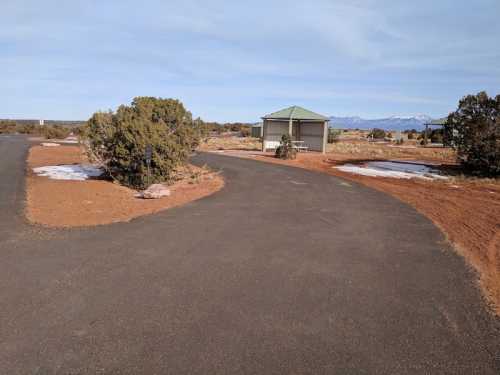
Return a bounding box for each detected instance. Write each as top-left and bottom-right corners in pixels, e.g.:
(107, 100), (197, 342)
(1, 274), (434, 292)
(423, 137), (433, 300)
(1, 135), (499, 374)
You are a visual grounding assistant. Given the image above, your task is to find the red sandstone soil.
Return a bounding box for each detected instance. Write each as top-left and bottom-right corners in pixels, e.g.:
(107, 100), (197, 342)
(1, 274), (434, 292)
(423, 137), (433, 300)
(26, 146), (223, 228)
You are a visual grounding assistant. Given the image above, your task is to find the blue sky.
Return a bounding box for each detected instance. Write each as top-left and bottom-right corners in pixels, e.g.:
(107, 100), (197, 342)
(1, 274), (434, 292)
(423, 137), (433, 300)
(2, 0), (499, 122)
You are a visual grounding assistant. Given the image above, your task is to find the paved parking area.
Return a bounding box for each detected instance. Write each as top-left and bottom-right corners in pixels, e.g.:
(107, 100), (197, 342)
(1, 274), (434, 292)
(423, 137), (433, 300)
(0, 135), (499, 374)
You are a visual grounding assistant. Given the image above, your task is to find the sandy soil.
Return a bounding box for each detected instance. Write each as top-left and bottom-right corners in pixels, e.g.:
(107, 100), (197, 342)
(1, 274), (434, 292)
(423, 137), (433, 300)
(26, 146), (224, 228)
(212, 148), (500, 315)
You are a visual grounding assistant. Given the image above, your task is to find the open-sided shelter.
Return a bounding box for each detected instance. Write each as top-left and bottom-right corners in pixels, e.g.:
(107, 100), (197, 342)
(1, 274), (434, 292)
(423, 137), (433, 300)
(261, 106), (329, 153)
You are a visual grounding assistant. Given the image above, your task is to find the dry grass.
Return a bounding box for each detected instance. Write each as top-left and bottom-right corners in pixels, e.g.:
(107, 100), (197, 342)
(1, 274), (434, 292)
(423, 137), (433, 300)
(198, 136), (262, 152)
(337, 129), (371, 140)
(327, 140), (456, 163)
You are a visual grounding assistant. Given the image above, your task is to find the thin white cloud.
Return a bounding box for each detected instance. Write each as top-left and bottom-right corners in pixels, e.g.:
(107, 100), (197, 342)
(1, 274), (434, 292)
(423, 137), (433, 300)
(1, 0), (499, 121)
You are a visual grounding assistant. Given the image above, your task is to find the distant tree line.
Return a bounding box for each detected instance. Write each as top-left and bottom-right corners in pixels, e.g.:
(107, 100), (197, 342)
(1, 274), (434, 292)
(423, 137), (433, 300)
(0, 119), (80, 139)
(203, 121), (253, 137)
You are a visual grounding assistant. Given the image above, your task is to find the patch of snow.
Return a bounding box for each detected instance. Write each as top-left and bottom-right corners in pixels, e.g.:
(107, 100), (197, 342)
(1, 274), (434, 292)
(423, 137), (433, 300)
(41, 142), (60, 147)
(334, 161), (448, 180)
(388, 114), (432, 121)
(387, 144), (417, 149)
(58, 137), (79, 144)
(33, 164), (103, 181)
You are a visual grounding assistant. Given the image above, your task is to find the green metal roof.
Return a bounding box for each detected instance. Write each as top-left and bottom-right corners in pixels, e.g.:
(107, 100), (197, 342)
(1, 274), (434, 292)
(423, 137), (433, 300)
(262, 106), (329, 121)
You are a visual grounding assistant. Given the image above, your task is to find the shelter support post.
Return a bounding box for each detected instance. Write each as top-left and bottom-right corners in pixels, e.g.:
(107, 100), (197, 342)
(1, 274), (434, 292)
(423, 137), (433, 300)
(322, 120), (328, 154)
(262, 120), (266, 152)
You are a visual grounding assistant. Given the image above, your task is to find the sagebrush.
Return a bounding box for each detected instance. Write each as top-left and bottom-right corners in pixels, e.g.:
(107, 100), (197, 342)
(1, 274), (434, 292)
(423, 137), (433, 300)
(368, 128), (386, 139)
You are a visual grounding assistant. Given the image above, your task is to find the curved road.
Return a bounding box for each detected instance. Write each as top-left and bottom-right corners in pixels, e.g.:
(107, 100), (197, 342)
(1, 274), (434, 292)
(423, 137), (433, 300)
(1, 135), (499, 374)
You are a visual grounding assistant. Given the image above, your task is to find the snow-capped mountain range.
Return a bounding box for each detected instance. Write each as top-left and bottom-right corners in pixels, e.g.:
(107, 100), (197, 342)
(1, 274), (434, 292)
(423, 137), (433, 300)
(329, 114), (436, 131)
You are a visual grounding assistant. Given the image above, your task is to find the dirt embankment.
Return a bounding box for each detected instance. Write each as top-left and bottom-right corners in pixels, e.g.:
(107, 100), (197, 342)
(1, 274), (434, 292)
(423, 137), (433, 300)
(242, 151), (500, 315)
(26, 145), (224, 227)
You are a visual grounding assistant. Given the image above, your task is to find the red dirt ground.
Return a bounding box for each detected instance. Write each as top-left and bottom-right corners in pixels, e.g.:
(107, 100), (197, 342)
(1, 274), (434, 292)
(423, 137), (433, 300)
(26, 146), (224, 228)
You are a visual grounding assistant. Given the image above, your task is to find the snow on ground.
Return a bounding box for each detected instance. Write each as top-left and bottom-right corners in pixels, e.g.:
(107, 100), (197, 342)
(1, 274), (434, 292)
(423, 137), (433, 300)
(387, 144), (417, 149)
(58, 136), (79, 144)
(41, 143), (60, 147)
(335, 161), (448, 180)
(33, 165), (103, 181)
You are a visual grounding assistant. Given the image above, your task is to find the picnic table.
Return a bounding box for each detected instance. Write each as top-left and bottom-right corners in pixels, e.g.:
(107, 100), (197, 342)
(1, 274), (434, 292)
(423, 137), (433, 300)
(292, 140), (308, 152)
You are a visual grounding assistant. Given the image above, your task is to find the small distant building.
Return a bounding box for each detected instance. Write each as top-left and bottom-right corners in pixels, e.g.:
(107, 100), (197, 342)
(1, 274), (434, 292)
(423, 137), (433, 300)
(394, 130), (403, 142)
(261, 106), (329, 153)
(39, 119), (44, 126)
(251, 123), (263, 138)
(423, 118), (447, 145)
